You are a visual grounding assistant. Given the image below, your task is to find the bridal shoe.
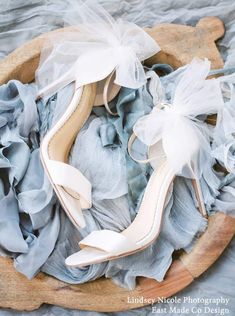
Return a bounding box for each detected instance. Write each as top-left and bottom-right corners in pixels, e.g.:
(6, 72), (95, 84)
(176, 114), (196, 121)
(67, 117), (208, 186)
(65, 58), (224, 267)
(37, 1), (160, 228)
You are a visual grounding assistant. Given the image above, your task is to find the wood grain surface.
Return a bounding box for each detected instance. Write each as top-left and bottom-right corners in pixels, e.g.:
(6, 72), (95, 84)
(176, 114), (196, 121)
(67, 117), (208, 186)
(0, 17), (235, 312)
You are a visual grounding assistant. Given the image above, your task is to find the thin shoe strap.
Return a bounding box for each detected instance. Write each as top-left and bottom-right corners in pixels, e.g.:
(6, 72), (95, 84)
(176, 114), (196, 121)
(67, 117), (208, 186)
(128, 132), (164, 164)
(103, 70), (118, 116)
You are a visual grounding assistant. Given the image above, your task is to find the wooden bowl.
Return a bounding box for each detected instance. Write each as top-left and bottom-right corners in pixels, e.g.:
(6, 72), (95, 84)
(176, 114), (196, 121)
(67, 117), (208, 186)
(0, 16), (235, 312)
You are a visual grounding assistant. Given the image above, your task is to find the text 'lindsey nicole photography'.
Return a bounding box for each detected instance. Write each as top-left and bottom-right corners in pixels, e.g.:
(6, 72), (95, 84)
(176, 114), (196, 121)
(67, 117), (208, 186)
(127, 296), (230, 315)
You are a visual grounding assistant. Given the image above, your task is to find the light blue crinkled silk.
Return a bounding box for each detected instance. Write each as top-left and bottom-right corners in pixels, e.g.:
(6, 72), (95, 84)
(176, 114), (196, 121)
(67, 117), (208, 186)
(0, 62), (234, 288)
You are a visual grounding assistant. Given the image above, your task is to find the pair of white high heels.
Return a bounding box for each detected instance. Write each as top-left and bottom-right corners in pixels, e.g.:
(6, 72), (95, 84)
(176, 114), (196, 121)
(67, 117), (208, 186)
(37, 2), (224, 267)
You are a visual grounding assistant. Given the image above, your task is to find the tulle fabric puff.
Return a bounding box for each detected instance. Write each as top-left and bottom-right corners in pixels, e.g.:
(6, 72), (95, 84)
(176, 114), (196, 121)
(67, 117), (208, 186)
(35, 0), (160, 98)
(133, 58), (224, 178)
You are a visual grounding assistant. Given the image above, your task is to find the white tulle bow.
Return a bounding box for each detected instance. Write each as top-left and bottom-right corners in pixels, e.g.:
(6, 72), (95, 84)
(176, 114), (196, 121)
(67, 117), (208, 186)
(36, 0), (160, 97)
(133, 58), (224, 178)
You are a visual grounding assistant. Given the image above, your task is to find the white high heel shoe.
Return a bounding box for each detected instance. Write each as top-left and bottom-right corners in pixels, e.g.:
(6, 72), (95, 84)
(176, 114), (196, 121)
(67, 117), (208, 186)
(65, 58), (224, 267)
(37, 2), (160, 229)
